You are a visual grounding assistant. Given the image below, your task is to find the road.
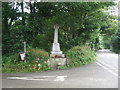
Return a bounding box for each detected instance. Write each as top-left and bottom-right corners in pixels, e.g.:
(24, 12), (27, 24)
(2, 49), (118, 88)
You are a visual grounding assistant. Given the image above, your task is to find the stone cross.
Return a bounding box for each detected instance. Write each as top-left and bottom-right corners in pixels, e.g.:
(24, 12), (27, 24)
(51, 24), (64, 57)
(49, 24), (66, 68)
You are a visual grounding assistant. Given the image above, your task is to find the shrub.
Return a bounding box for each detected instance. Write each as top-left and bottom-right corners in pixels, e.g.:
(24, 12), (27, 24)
(26, 47), (49, 61)
(111, 31), (120, 54)
(2, 47), (50, 73)
(65, 45), (96, 67)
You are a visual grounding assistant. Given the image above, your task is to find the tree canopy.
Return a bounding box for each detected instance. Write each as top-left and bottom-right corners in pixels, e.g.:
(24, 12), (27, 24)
(2, 2), (118, 55)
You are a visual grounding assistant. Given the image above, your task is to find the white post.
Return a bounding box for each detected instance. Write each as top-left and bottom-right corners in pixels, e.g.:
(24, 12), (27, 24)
(24, 41), (26, 63)
(54, 26), (58, 43)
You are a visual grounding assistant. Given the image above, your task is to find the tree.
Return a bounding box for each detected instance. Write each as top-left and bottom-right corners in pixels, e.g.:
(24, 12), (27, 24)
(111, 23), (120, 53)
(2, 2), (18, 55)
(2, 2), (116, 55)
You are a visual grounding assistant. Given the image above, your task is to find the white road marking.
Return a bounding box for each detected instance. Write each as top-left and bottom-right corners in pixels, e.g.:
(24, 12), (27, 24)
(42, 76), (57, 78)
(97, 60), (118, 72)
(7, 77), (48, 81)
(8, 77), (27, 80)
(54, 75), (67, 81)
(7, 75), (68, 81)
(96, 62), (118, 76)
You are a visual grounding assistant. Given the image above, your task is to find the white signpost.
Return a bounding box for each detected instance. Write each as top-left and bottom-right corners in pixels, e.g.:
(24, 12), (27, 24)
(24, 41), (26, 63)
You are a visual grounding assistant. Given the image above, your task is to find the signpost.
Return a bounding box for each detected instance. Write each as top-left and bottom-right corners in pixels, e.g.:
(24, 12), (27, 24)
(24, 41), (26, 63)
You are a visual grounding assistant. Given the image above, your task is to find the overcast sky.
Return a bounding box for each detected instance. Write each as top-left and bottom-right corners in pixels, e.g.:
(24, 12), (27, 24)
(112, 0), (119, 16)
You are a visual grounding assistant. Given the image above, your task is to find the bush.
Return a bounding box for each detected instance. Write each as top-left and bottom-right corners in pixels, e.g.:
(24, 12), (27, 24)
(111, 31), (120, 54)
(2, 47), (50, 73)
(26, 47), (49, 61)
(65, 45), (96, 67)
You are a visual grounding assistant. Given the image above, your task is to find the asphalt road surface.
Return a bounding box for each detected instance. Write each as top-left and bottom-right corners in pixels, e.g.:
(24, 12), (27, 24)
(2, 49), (118, 88)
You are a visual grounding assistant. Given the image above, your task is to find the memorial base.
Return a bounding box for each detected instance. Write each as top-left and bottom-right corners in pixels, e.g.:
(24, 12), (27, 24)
(47, 58), (67, 68)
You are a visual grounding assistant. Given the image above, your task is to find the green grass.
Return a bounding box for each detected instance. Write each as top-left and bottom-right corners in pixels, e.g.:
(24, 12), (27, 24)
(2, 45), (96, 73)
(2, 47), (50, 73)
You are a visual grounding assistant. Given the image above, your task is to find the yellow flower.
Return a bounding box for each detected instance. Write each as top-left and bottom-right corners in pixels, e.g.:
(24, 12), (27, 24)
(38, 67), (40, 70)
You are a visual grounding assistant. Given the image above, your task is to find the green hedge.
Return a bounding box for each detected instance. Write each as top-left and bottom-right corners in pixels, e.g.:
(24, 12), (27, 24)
(65, 45), (96, 68)
(2, 47), (50, 73)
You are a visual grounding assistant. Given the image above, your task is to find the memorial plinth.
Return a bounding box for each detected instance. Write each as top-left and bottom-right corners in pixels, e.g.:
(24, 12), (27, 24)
(48, 24), (66, 68)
